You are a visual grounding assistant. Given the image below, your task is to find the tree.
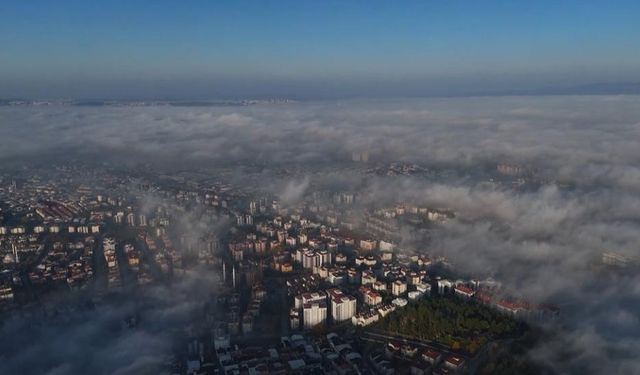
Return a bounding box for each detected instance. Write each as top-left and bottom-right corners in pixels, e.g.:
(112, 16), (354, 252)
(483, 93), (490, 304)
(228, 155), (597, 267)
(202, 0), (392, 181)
(451, 341), (461, 351)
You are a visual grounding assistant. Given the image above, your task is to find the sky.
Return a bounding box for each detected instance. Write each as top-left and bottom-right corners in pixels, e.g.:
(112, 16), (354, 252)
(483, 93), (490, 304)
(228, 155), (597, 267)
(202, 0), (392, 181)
(1, 0), (640, 99)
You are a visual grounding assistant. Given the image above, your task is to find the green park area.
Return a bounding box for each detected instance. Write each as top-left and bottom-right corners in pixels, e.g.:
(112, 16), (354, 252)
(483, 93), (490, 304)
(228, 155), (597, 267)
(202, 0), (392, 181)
(375, 296), (525, 354)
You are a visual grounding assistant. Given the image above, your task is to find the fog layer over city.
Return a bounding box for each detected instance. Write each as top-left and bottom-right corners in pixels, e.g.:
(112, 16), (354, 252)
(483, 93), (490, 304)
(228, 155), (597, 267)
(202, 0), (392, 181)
(2, 95), (640, 373)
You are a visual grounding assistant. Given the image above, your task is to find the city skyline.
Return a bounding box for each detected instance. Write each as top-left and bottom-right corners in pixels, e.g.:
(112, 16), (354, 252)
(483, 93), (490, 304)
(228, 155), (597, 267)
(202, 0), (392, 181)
(2, 2), (640, 374)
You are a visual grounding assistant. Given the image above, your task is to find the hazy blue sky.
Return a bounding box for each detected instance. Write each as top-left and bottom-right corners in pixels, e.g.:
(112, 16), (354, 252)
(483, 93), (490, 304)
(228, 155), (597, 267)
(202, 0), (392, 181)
(1, 0), (639, 99)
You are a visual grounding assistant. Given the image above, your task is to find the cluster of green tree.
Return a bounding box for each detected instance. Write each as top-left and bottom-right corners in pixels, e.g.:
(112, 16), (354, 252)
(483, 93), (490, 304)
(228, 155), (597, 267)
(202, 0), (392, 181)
(376, 297), (524, 354)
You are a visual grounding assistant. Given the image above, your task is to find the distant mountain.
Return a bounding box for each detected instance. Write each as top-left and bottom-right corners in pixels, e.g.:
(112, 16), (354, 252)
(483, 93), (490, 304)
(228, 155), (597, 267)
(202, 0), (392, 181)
(522, 82), (640, 96)
(0, 98), (295, 107)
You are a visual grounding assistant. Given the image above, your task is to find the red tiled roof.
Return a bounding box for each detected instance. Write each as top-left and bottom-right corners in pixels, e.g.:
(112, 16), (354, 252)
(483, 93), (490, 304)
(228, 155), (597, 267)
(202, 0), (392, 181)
(423, 348), (441, 359)
(455, 285), (474, 295)
(446, 355), (464, 366)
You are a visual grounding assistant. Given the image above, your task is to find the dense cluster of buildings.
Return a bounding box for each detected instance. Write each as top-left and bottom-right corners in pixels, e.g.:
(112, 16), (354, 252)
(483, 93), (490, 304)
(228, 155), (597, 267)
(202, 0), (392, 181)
(214, 332), (369, 374)
(0, 161), (561, 374)
(378, 342), (468, 375)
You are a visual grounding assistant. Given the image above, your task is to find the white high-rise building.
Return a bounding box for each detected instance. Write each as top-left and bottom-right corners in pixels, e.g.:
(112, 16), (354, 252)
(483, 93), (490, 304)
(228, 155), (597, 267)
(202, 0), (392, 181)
(294, 291), (326, 309)
(286, 237), (297, 247)
(303, 301), (327, 329)
(114, 212), (124, 224)
(318, 250), (331, 265)
(303, 250), (320, 269)
(328, 289), (356, 322)
(103, 237), (118, 268)
(126, 212), (136, 226)
(392, 280), (407, 296)
(103, 237), (116, 251)
(437, 279), (454, 295)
